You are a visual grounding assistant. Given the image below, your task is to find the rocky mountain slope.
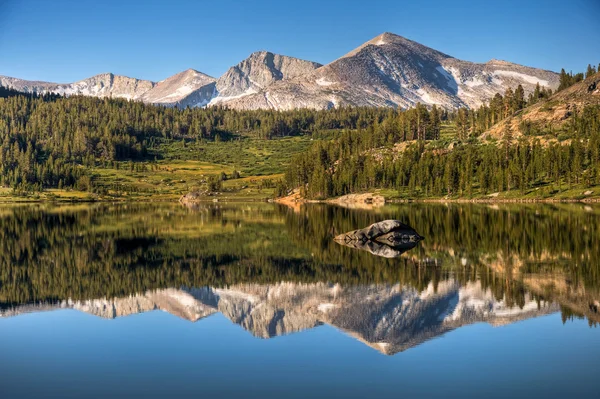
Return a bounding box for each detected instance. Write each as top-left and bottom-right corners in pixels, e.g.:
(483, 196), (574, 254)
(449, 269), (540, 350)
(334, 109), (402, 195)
(0, 32), (560, 110)
(0, 280), (557, 354)
(209, 51), (322, 105)
(226, 33), (559, 110)
(486, 71), (600, 138)
(140, 69), (216, 108)
(0, 73), (156, 100)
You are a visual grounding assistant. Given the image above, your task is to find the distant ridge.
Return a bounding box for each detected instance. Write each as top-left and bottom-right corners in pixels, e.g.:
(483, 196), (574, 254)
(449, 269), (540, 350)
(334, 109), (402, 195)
(0, 32), (560, 110)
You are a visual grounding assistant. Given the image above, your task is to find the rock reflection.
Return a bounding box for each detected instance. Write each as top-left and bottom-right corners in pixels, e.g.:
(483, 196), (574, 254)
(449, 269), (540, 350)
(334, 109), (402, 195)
(334, 220), (423, 258)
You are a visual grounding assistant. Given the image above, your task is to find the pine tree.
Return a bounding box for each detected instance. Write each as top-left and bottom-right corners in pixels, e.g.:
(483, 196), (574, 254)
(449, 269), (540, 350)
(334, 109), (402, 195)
(586, 64), (596, 78)
(532, 83), (541, 105)
(514, 85), (525, 111)
(558, 68), (569, 91)
(503, 119), (513, 162)
(456, 108), (469, 140)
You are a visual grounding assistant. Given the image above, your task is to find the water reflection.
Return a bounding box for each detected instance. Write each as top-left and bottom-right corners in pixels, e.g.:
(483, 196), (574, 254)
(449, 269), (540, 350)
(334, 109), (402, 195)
(0, 281), (558, 355)
(0, 202), (599, 342)
(334, 220), (423, 258)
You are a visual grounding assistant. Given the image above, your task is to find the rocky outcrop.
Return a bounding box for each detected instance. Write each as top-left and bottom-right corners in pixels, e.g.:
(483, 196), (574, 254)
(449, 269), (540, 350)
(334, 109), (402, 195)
(140, 69), (216, 108)
(334, 220), (423, 258)
(485, 71), (600, 139)
(179, 189), (219, 205)
(327, 193), (385, 209)
(210, 51), (321, 104)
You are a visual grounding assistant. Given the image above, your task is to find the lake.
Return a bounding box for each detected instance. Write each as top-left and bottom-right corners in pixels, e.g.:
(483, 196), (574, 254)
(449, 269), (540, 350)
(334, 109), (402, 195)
(0, 202), (598, 398)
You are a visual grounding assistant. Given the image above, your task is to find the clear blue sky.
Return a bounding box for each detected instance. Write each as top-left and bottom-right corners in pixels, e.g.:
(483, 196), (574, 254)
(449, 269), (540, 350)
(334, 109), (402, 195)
(0, 0), (598, 83)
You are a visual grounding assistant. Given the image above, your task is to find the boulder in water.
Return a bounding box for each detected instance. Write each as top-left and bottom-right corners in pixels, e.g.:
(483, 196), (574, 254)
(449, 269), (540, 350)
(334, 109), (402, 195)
(334, 220), (423, 258)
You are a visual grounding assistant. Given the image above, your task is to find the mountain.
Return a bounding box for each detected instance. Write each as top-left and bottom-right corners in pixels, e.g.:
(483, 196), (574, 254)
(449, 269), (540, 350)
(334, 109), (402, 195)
(140, 69), (216, 108)
(0, 73), (156, 100)
(209, 51), (322, 105)
(0, 281), (558, 355)
(225, 33), (560, 110)
(0, 32), (560, 110)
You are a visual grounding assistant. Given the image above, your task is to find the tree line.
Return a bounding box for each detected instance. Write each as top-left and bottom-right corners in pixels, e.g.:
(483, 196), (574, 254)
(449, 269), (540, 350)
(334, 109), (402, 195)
(557, 64), (599, 92)
(0, 88), (449, 192)
(284, 103), (600, 198)
(1, 63), (598, 194)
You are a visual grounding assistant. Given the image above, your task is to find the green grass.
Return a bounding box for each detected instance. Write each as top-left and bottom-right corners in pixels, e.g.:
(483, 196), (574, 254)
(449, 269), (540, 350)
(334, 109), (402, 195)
(151, 135), (314, 176)
(0, 188), (98, 203)
(5, 125), (597, 203)
(439, 122), (456, 140)
(0, 133), (313, 202)
(87, 159), (280, 201)
(0, 159), (282, 203)
(381, 180), (599, 202)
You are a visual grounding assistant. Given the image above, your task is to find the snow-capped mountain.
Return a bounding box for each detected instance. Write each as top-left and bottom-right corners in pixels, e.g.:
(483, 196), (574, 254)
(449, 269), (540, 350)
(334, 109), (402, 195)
(209, 51), (322, 105)
(225, 33), (559, 110)
(0, 32), (560, 110)
(140, 69), (216, 108)
(0, 73), (156, 100)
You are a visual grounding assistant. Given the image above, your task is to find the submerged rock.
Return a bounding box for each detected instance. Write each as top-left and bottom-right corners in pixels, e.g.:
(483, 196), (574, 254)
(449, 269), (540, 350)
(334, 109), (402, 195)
(179, 190), (217, 205)
(327, 193), (385, 209)
(334, 220), (423, 258)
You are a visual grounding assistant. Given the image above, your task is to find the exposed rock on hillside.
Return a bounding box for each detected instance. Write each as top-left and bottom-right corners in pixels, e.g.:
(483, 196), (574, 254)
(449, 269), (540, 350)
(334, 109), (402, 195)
(0, 73), (156, 100)
(210, 51), (322, 105)
(140, 69), (216, 108)
(485, 71), (600, 139)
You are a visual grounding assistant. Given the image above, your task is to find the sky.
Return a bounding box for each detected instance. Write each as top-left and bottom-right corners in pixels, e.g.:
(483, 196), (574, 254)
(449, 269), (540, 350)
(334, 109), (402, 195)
(0, 0), (598, 83)
(1, 310), (599, 398)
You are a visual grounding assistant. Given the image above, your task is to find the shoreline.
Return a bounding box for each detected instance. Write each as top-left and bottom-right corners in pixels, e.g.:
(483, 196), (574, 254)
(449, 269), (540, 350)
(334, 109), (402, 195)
(391, 198), (600, 204)
(275, 191), (600, 206)
(2, 191), (600, 205)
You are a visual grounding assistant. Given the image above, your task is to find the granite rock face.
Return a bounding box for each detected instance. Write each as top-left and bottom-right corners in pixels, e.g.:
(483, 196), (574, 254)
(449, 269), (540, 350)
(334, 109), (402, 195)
(334, 220), (423, 258)
(210, 51), (322, 104)
(140, 69), (216, 108)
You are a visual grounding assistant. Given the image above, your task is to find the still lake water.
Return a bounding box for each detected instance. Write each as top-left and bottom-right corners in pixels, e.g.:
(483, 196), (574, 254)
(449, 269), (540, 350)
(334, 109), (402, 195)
(0, 202), (599, 398)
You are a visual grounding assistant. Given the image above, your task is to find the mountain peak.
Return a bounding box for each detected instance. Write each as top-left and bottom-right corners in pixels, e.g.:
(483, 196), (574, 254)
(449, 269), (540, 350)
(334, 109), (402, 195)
(175, 68), (214, 80)
(248, 50), (271, 57)
(212, 50), (322, 101)
(486, 59), (516, 66)
(141, 67), (216, 107)
(338, 32), (450, 61)
(369, 32), (406, 45)
(245, 50), (320, 67)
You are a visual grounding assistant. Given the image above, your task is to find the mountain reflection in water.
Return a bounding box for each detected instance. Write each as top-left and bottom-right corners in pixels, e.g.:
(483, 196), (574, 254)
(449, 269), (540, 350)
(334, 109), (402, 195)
(1, 281), (558, 355)
(0, 202), (599, 353)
